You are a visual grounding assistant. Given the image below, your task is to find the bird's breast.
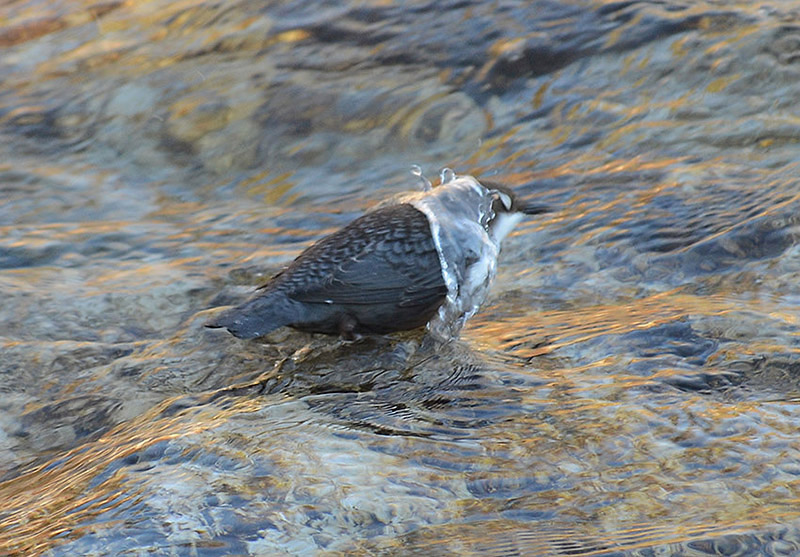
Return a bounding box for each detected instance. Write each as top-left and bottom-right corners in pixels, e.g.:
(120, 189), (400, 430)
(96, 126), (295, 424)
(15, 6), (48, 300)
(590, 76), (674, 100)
(404, 181), (501, 340)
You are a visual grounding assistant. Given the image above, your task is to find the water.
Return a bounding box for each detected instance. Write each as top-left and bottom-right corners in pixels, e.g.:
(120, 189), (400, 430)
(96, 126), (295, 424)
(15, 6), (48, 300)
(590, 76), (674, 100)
(2, 0), (800, 554)
(402, 172), (500, 340)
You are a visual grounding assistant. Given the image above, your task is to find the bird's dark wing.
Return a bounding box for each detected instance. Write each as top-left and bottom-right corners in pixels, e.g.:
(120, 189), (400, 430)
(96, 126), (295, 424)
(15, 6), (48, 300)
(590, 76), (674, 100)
(284, 204), (447, 309)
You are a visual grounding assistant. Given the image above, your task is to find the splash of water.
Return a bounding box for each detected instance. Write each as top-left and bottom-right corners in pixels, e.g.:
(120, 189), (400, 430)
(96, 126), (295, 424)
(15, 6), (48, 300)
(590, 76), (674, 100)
(439, 167), (456, 184)
(410, 164), (432, 191)
(401, 171), (500, 340)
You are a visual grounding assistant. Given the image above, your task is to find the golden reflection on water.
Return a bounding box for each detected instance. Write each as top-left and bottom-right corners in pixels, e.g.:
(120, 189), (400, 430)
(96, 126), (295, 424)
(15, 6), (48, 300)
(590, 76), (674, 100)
(0, 393), (263, 555)
(4, 0), (800, 553)
(468, 289), (746, 360)
(2, 346), (794, 554)
(383, 511), (769, 556)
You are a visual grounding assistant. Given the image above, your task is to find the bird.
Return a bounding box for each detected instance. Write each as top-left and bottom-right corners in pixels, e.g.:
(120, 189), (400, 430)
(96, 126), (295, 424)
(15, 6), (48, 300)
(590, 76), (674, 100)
(205, 169), (549, 341)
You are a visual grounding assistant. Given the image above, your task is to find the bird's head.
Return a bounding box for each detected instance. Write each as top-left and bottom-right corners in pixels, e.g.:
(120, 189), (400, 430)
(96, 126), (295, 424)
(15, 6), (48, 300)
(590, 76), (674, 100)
(480, 180), (551, 245)
(402, 168), (550, 247)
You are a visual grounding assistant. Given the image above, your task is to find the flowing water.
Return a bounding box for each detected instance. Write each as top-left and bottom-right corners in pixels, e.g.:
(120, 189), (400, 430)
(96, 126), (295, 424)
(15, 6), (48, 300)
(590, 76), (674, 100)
(3, 0), (800, 554)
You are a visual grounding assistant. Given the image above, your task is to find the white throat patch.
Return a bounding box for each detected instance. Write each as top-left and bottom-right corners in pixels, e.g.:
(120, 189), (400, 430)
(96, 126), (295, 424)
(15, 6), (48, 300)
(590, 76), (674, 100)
(490, 211), (524, 245)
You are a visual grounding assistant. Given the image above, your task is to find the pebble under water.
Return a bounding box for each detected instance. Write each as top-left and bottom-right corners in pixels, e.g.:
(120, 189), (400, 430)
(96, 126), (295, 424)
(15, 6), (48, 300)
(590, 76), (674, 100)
(3, 1), (800, 555)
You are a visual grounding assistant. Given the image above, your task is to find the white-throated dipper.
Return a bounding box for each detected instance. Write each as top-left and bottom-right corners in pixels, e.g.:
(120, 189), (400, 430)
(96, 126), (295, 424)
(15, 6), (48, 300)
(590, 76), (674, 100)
(205, 169), (549, 340)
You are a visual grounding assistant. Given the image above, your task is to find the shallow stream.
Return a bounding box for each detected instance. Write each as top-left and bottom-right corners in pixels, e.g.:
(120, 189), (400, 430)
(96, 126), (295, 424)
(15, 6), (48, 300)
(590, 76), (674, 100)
(3, 1), (800, 554)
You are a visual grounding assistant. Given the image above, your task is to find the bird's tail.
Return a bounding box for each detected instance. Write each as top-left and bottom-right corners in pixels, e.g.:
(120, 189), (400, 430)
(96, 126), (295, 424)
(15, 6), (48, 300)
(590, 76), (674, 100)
(205, 295), (292, 339)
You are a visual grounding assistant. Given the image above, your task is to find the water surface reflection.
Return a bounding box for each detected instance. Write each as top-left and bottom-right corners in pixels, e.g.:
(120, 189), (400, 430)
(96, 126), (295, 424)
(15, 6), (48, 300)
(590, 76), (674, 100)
(2, 0), (800, 554)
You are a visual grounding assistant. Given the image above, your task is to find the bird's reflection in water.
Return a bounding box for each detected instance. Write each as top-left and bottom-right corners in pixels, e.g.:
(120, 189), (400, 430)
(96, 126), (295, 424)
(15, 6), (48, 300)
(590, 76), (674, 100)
(203, 331), (522, 439)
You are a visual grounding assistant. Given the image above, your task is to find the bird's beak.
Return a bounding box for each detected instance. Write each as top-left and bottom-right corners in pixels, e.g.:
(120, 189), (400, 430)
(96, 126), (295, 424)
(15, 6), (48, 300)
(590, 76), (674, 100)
(519, 201), (551, 215)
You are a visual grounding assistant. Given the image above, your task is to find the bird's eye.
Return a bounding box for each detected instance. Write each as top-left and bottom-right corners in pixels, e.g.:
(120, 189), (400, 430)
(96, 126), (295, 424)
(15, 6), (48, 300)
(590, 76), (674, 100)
(491, 190), (513, 211)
